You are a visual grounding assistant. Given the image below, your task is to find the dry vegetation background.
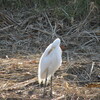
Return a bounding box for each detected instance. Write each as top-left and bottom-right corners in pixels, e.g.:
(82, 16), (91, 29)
(0, 0), (100, 100)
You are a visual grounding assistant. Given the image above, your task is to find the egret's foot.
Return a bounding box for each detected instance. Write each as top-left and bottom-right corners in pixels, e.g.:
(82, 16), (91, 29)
(40, 83), (43, 87)
(50, 92), (53, 98)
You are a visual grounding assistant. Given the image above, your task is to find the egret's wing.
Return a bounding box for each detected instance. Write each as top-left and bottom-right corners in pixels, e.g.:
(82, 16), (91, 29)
(39, 54), (52, 73)
(39, 43), (53, 79)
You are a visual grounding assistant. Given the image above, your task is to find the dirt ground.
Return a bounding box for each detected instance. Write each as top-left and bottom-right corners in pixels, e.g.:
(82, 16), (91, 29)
(0, 54), (100, 100)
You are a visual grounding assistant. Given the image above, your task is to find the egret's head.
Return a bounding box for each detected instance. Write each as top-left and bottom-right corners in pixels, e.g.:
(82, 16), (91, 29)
(52, 38), (61, 48)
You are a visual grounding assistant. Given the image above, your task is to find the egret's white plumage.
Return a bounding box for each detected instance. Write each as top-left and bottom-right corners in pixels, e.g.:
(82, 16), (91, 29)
(38, 38), (62, 84)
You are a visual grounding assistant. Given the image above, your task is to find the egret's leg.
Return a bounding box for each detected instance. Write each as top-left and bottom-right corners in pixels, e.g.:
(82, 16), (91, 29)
(40, 81), (43, 87)
(43, 69), (48, 97)
(50, 76), (53, 97)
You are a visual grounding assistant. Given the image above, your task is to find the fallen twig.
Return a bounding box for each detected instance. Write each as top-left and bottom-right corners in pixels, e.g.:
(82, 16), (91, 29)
(0, 77), (37, 91)
(0, 25), (14, 32)
(90, 62), (95, 76)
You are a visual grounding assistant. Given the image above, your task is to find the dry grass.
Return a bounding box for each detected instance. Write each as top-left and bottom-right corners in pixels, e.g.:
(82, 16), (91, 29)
(0, 55), (100, 100)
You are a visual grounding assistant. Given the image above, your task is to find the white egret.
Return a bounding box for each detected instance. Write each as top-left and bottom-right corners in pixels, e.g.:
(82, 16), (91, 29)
(38, 38), (62, 97)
